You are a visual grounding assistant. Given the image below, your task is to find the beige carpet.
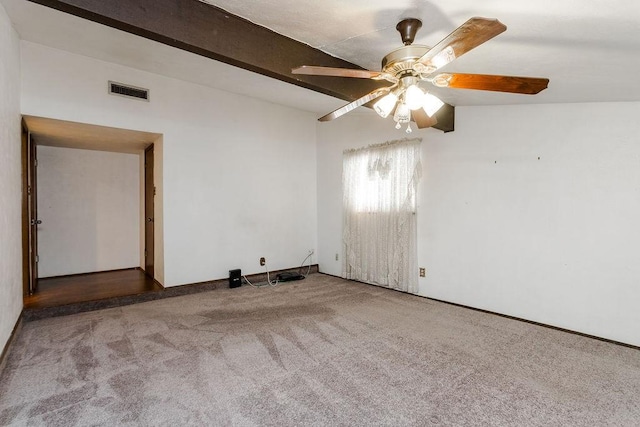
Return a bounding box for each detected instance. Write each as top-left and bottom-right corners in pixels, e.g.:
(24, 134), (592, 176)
(1, 273), (639, 426)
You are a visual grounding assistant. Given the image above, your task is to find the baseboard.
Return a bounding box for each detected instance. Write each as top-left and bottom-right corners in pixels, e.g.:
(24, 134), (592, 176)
(39, 267), (140, 280)
(242, 264), (319, 286)
(316, 270), (343, 279)
(0, 310), (24, 376)
(24, 265), (320, 321)
(426, 296), (640, 351)
(338, 275), (639, 351)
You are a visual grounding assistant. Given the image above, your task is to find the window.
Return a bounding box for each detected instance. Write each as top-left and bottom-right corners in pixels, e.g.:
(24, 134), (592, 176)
(342, 138), (422, 293)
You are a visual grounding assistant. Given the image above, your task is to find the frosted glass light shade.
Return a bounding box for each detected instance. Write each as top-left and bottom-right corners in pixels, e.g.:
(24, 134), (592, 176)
(422, 92), (444, 117)
(404, 85), (424, 110)
(393, 102), (411, 124)
(373, 93), (398, 118)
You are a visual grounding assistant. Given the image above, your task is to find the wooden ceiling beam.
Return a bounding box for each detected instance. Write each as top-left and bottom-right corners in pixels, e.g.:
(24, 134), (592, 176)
(27, 0), (454, 132)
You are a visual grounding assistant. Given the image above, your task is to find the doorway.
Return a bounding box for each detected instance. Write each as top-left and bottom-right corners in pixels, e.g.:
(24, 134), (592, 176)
(21, 116), (164, 307)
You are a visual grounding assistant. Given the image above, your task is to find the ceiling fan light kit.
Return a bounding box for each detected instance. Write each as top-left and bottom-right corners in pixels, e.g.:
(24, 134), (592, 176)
(393, 102), (411, 131)
(374, 76), (441, 133)
(422, 93), (445, 117)
(403, 83), (425, 110)
(373, 92), (397, 118)
(292, 16), (549, 132)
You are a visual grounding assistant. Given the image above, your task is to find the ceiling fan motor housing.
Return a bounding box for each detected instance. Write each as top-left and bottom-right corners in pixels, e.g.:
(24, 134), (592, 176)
(396, 18), (423, 45)
(381, 45), (431, 76)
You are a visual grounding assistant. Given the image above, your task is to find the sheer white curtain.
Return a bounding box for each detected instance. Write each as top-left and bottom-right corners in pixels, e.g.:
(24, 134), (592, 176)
(342, 138), (422, 293)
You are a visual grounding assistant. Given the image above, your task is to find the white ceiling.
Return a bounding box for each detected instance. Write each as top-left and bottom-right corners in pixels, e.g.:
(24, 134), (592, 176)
(3, 0), (640, 116)
(200, 0), (640, 107)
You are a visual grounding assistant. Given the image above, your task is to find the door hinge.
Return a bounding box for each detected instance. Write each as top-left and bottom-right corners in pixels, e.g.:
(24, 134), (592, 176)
(34, 159), (38, 167)
(153, 186), (156, 196)
(35, 255), (39, 263)
(144, 250), (147, 258)
(27, 185), (31, 195)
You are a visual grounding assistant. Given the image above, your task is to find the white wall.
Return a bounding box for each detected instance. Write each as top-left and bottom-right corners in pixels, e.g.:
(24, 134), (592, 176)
(0, 3), (22, 352)
(21, 41), (318, 287)
(317, 102), (640, 347)
(36, 146), (140, 277)
(19, 22), (638, 348)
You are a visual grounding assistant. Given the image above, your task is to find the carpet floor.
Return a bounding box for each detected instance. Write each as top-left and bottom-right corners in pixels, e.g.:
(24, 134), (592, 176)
(1, 274), (639, 426)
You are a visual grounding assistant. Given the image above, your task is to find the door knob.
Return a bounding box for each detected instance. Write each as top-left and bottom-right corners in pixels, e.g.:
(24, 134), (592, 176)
(31, 219), (42, 225)
(147, 217), (154, 222)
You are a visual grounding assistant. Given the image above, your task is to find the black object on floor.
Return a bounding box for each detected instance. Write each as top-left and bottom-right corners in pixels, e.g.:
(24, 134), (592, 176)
(229, 269), (242, 288)
(276, 271), (305, 282)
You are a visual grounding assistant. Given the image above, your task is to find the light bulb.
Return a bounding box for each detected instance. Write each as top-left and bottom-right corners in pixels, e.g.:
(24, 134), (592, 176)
(373, 93), (398, 118)
(393, 102), (411, 124)
(422, 92), (444, 117)
(404, 85), (424, 110)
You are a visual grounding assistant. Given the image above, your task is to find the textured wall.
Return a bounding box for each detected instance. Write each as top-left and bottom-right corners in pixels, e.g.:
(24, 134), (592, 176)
(317, 102), (640, 347)
(21, 41), (318, 287)
(37, 146), (140, 277)
(0, 4), (23, 352)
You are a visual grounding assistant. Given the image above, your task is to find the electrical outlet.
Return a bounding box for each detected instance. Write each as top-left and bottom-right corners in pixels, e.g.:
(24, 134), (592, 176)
(260, 257), (265, 266)
(335, 253), (339, 261)
(419, 267), (426, 277)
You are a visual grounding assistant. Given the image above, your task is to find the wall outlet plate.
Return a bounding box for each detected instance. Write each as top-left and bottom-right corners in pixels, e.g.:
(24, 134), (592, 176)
(419, 267), (426, 277)
(260, 257), (265, 266)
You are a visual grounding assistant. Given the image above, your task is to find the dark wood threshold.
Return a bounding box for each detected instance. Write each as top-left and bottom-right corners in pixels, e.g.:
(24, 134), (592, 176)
(0, 311), (24, 376)
(23, 265), (319, 321)
(322, 272), (640, 351)
(26, 268), (162, 310)
(38, 266), (141, 280)
(141, 269), (164, 289)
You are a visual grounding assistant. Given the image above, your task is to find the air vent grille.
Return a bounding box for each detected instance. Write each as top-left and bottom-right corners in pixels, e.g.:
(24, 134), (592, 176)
(108, 81), (149, 101)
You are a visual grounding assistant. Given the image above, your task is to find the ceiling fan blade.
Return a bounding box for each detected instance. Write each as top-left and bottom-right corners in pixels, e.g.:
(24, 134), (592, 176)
(432, 73), (549, 94)
(292, 66), (383, 79)
(319, 86), (394, 122)
(417, 17), (506, 73)
(412, 109), (438, 129)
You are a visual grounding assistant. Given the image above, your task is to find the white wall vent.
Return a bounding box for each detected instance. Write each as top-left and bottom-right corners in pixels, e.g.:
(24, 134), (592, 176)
(108, 81), (150, 101)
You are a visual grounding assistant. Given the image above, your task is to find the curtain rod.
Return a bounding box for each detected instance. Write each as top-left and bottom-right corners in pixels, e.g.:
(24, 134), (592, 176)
(343, 137), (422, 154)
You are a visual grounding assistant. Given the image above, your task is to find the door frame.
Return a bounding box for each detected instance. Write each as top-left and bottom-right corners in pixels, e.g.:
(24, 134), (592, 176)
(20, 116), (164, 291)
(144, 144), (155, 279)
(21, 119), (38, 295)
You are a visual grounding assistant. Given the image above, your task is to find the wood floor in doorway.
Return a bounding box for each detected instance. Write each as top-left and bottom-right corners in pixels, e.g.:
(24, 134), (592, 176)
(25, 268), (162, 309)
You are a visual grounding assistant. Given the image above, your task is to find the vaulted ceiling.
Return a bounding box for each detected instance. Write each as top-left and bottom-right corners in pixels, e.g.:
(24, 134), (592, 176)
(3, 0), (640, 133)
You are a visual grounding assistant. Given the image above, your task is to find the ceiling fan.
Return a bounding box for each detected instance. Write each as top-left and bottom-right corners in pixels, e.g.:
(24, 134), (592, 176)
(292, 17), (549, 132)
